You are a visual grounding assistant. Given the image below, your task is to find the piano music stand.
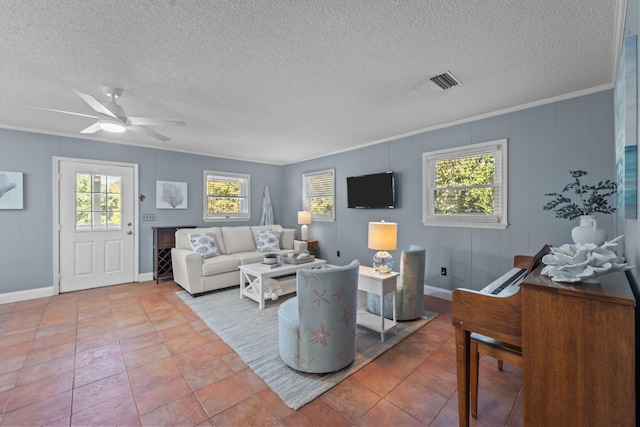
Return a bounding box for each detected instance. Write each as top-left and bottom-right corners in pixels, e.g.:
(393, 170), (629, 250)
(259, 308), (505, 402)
(470, 333), (522, 418)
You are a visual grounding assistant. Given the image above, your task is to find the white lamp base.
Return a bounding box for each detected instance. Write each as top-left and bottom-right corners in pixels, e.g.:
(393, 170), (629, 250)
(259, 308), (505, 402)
(372, 250), (394, 274)
(301, 224), (308, 240)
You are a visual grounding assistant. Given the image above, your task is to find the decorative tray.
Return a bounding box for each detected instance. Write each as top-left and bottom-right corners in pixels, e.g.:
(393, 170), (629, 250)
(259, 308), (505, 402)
(281, 255), (315, 265)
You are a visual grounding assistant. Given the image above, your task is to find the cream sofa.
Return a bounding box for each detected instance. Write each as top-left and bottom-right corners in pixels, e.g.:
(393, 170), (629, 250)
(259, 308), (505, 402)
(171, 225), (308, 296)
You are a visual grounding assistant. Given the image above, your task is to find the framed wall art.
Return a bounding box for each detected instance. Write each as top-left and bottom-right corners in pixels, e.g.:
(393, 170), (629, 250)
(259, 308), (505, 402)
(0, 171), (24, 210)
(156, 180), (188, 209)
(615, 35), (638, 219)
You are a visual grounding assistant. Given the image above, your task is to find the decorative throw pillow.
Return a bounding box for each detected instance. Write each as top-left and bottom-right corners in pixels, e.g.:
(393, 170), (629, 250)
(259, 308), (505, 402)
(280, 229), (296, 249)
(256, 230), (281, 252)
(188, 232), (219, 259)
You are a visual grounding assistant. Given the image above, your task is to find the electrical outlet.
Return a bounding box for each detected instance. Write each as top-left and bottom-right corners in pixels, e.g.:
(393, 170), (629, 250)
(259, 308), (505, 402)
(142, 213), (157, 221)
(441, 267), (447, 276)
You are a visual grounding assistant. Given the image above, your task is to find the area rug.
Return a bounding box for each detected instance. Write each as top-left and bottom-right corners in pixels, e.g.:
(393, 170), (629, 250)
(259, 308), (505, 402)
(177, 288), (437, 410)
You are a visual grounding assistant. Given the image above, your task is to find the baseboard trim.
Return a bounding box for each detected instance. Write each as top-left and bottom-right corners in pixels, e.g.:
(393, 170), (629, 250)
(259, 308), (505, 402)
(138, 272), (154, 282)
(424, 284), (452, 301)
(0, 273), (156, 304)
(0, 287), (55, 305)
(2, 277), (435, 304)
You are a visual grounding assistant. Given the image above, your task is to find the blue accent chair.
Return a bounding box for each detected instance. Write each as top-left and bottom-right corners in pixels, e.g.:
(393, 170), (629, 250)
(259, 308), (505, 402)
(278, 260), (359, 373)
(367, 245), (425, 321)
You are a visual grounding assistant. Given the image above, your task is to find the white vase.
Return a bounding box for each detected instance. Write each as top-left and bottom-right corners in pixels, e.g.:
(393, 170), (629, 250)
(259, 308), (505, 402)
(571, 215), (606, 246)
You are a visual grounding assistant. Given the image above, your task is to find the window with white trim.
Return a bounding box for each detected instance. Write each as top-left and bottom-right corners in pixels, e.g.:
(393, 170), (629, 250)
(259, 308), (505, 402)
(203, 171), (250, 222)
(303, 169), (335, 222)
(422, 139), (508, 229)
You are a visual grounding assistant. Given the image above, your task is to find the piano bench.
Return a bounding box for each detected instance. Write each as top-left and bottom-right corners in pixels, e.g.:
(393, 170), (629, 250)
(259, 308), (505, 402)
(470, 333), (522, 419)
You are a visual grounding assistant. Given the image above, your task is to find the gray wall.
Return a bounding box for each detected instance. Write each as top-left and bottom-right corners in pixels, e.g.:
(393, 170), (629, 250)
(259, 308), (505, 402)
(0, 129), (283, 294)
(283, 90), (617, 291)
(0, 89), (618, 295)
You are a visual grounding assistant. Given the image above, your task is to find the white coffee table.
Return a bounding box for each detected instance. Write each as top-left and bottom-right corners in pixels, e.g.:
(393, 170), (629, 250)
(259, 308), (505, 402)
(357, 266), (399, 342)
(239, 258), (327, 309)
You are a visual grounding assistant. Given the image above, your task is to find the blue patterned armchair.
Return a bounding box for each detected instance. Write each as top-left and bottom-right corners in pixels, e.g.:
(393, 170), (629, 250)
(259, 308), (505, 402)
(367, 245), (425, 321)
(278, 260), (359, 373)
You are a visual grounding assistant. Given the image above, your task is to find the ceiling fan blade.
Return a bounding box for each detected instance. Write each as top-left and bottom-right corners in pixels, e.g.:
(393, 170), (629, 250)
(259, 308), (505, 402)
(128, 125), (170, 142)
(73, 89), (119, 119)
(127, 117), (186, 126)
(23, 105), (98, 119)
(80, 121), (102, 134)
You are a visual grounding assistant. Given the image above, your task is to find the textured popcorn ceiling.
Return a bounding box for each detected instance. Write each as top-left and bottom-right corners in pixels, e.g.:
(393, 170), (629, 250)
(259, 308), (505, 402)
(0, 0), (626, 164)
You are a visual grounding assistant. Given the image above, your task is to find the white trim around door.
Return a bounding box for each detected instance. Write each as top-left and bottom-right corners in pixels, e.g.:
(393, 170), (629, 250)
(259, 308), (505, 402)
(52, 157), (139, 294)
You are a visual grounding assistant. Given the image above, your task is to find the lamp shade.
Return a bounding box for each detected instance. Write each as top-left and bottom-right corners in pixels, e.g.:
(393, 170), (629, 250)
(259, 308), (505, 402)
(368, 221), (397, 251)
(298, 211), (312, 225)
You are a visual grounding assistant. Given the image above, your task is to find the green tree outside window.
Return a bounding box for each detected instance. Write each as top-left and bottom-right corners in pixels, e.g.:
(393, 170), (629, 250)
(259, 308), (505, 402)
(75, 173), (121, 229)
(204, 171), (250, 220)
(434, 153), (495, 215)
(206, 180), (243, 213)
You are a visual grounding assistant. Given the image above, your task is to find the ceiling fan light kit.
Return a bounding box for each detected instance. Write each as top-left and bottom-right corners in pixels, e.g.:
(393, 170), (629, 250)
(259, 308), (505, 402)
(99, 118), (126, 133)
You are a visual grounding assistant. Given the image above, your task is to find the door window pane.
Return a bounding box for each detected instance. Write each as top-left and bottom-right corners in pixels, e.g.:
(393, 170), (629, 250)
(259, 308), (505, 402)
(75, 173), (123, 230)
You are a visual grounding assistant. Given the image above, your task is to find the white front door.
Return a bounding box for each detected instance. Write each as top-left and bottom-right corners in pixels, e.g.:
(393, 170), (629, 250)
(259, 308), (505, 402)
(57, 159), (136, 292)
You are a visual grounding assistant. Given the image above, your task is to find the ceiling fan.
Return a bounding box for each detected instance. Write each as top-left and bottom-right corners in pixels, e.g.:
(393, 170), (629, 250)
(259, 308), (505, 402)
(36, 86), (185, 141)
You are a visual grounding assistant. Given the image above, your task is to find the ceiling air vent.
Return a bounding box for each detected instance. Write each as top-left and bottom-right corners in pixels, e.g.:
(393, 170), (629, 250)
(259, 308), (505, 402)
(430, 72), (460, 90)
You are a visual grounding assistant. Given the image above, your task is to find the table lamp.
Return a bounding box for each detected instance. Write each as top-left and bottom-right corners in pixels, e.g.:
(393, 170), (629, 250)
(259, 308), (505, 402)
(298, 211), (312, 240)
(368, 221), (397, 274)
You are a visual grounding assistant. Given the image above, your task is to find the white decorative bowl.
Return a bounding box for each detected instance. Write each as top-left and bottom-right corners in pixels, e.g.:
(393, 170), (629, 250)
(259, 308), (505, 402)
(541, 238), (630, 283)
(263, 256), (278, 264)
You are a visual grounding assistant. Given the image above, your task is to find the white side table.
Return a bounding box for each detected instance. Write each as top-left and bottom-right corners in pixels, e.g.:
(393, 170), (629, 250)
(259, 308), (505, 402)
(357, 266), (399, 342)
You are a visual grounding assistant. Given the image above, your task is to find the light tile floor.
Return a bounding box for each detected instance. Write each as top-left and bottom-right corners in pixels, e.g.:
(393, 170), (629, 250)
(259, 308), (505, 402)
(0, 281), (523, 426)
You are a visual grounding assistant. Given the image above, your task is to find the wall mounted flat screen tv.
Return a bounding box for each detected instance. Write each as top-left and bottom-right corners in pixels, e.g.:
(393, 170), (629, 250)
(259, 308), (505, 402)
(347, 171), (395, 208)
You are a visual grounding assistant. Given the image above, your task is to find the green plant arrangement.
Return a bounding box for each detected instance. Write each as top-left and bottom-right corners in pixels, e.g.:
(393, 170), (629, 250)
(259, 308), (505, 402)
(543, 170), (617, 220)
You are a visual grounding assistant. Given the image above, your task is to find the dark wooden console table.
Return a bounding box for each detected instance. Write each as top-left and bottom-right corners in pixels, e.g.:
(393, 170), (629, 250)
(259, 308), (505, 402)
(152, 225), (196, 283)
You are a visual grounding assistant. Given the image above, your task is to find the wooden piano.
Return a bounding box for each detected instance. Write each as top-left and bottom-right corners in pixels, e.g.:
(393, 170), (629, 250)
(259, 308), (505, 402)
(452, 246), (636, 426)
